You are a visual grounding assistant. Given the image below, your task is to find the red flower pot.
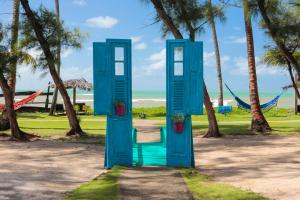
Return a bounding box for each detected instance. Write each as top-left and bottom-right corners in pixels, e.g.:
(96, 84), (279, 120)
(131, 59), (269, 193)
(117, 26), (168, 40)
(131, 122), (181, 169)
(174, 122), (184, 133)
(115, 105), (125, 116)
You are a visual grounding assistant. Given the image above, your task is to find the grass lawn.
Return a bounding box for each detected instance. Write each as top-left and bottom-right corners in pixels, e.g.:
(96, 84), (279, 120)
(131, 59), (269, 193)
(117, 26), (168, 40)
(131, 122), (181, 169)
(65, 166), (123, 200)
(0, 107), (297, 137)
(181, 168), (268, 200)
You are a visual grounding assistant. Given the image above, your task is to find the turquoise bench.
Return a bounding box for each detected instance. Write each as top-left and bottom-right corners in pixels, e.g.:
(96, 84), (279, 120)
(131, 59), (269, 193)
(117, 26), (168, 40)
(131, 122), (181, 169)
(132, 127), (167, 166)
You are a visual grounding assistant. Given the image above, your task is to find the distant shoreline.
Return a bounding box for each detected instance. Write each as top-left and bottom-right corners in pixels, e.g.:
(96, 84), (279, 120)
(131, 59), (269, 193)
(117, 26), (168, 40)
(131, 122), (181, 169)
(1, 90), (295, 109)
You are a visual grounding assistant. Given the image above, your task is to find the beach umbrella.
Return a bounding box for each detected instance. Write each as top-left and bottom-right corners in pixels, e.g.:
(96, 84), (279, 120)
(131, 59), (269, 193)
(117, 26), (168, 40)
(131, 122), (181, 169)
(51, 78), (93, 105)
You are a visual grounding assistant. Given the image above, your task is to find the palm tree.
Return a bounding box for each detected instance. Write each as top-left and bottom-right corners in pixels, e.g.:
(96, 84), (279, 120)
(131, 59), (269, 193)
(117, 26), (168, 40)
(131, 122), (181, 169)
(262, 48), (300, 99)
(49, 0), (61, 115)
(0, 25), (37, 141)
(257, 0), (300, 77)
(243, 0), (271, 133)
(8, 0), (20, 97)
(204, 0), (225, 106)
(150, 0), (221, 137)
(20, 0), (86, 137)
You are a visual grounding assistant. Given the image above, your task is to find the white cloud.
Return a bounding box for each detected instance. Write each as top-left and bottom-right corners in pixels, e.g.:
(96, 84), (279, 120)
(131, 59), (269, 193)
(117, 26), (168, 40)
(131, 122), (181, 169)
(134, 42), (147, 50)
(144, 48), (166, 74)
(152, 37), (163, 43)
(72, 0), (87, 6)
(61, 49), (74, 58)
(16, 65), (93, 90)
(131, 36), (142, 44)
(225, 36), (246, 44)
(230, 56), (282, 76)
(132, 48), (166, 78)
(86, 16), (118, 28)
(204, 51), (230, 69)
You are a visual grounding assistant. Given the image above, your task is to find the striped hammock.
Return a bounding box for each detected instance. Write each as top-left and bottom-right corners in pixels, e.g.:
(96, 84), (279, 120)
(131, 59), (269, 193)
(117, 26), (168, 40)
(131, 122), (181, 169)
(0, 90), (44, 112)
(225, 83), (285, 112)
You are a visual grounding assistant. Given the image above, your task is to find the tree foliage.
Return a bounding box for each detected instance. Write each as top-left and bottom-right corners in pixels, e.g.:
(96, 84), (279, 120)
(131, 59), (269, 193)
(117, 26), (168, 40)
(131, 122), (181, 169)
(20, 6), (85, 71)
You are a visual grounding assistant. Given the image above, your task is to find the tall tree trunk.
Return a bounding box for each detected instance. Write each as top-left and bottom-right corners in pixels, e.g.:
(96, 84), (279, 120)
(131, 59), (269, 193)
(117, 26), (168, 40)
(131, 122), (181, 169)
(49, 0), (61, 115)
(208, 0), (223, 106)
(8, 0), (20, 97)
(287, 60), (300, 100)
(150, 0), (221, 137)
(257, 0), (300, 77)
(243, 0), (271, 133)
(20, 0), (86, 137)
(0, 72), (28, 141)
(150, 0), (183, 39)
(203, 84), (221, 137)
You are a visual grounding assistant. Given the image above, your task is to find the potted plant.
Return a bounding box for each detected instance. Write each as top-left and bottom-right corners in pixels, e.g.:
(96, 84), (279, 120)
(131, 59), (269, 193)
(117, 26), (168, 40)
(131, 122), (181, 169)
(114, 100), (125, 116)
(172, 113), (184, 133)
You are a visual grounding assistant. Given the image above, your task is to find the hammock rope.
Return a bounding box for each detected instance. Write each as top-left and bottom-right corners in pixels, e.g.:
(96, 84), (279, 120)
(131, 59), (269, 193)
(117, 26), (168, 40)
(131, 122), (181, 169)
(0, 89), (45, 112)
(224, 83), (285, 112)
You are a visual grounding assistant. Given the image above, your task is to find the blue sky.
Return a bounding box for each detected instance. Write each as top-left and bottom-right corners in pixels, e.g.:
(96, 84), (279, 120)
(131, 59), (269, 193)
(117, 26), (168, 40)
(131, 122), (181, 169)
(0, 0), (292, 93)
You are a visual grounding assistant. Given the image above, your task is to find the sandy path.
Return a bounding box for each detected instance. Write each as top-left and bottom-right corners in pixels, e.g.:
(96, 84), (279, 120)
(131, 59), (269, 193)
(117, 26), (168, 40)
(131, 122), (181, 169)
(194, 135), (300, 200)
(119, 167), (192, 200)
(0, 140), (104, 200)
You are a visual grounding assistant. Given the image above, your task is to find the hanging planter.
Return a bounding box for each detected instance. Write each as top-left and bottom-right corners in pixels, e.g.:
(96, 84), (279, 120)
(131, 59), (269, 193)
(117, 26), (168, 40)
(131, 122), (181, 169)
(114, 100), (125, 116)
(172, 113), (184, 133)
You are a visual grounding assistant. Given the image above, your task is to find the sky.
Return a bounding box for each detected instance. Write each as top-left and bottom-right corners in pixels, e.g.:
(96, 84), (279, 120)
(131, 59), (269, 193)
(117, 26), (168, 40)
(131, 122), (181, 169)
(0, 0), (292, 93)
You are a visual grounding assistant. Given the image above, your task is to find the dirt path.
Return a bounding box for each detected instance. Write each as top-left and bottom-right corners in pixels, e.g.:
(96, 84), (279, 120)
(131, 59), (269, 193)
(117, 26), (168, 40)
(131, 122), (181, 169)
(119, 167), (192, 200)
(0, 140), (104, 200)
(194, 135), (300, 200)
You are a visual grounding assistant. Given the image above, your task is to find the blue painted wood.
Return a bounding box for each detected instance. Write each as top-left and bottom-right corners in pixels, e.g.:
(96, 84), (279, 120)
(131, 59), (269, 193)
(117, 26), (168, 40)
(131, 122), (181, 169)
(166, 39), (191, 167)
(166, 39), (203, 167)
(93, 42), (111, 115)
(93, 39), (132, 169)
(218, 106), (232, 114)
(189, 42), (204, 115)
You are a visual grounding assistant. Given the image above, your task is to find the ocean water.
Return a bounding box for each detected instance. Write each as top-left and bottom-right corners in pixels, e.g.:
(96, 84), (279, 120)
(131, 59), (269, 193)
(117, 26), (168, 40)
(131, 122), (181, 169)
(9, 89), (295, 108)
(65, 89), (295, 108)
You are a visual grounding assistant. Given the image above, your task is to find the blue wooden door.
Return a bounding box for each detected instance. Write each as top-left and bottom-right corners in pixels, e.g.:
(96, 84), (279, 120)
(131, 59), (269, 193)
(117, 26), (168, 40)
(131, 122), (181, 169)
(166, 39), (203, 167)
(93, 39), (132, 168)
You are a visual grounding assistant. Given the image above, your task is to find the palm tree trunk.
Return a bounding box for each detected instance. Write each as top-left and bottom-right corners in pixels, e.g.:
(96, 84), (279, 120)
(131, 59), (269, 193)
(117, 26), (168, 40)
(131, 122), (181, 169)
(287, 60), (300, 99)
(203, 84), (221, 137)
(243, 0), (271, 133)
(257, 0), (300, 77)
(49, 0), (61, 115)
(150, 0), (183, 38)
(20, 0), (86, 137)
(208, 0), (223, 106)
(0, 72), (28, 141)
(150, 0), (221, 137)
(8, 0), (20, 97)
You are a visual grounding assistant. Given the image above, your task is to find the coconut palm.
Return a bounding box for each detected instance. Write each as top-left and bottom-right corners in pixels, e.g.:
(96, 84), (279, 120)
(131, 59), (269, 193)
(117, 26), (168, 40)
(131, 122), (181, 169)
(257, 0), (300, 77)
(243, 0), (271, 133)
(262, 48), (300, 99)
(0, 25), (37, 141)
(149, 0), (221, 137)
(20, 0), (87, 137)
(49, 0), (61, 115)
(203, 0), (226, 106)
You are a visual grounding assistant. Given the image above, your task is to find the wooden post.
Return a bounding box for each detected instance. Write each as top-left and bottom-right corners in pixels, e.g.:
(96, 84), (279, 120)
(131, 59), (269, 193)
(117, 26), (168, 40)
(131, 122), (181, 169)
(73, 87), (76, 105)
(45, 81), (51, 112)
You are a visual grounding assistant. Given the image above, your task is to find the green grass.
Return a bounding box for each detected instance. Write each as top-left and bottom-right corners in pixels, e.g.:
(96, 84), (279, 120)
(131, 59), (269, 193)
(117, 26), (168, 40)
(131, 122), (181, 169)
(181, 168), (268, 200)
(65, 166), (123, 200)
(1, 107), (297, 137)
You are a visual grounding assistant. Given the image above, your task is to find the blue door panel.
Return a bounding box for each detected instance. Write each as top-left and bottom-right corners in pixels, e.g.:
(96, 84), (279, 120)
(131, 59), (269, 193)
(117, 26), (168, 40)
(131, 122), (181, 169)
(106, 117), (132, 168)
(166, 40), (192, 167)
(189, 42), (203, 114)
(93, 42), (111, 115)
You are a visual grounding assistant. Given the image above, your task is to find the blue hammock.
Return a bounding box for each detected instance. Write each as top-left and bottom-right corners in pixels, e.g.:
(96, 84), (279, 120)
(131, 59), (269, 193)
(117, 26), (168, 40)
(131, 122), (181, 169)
(225, 83), (285, 112)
